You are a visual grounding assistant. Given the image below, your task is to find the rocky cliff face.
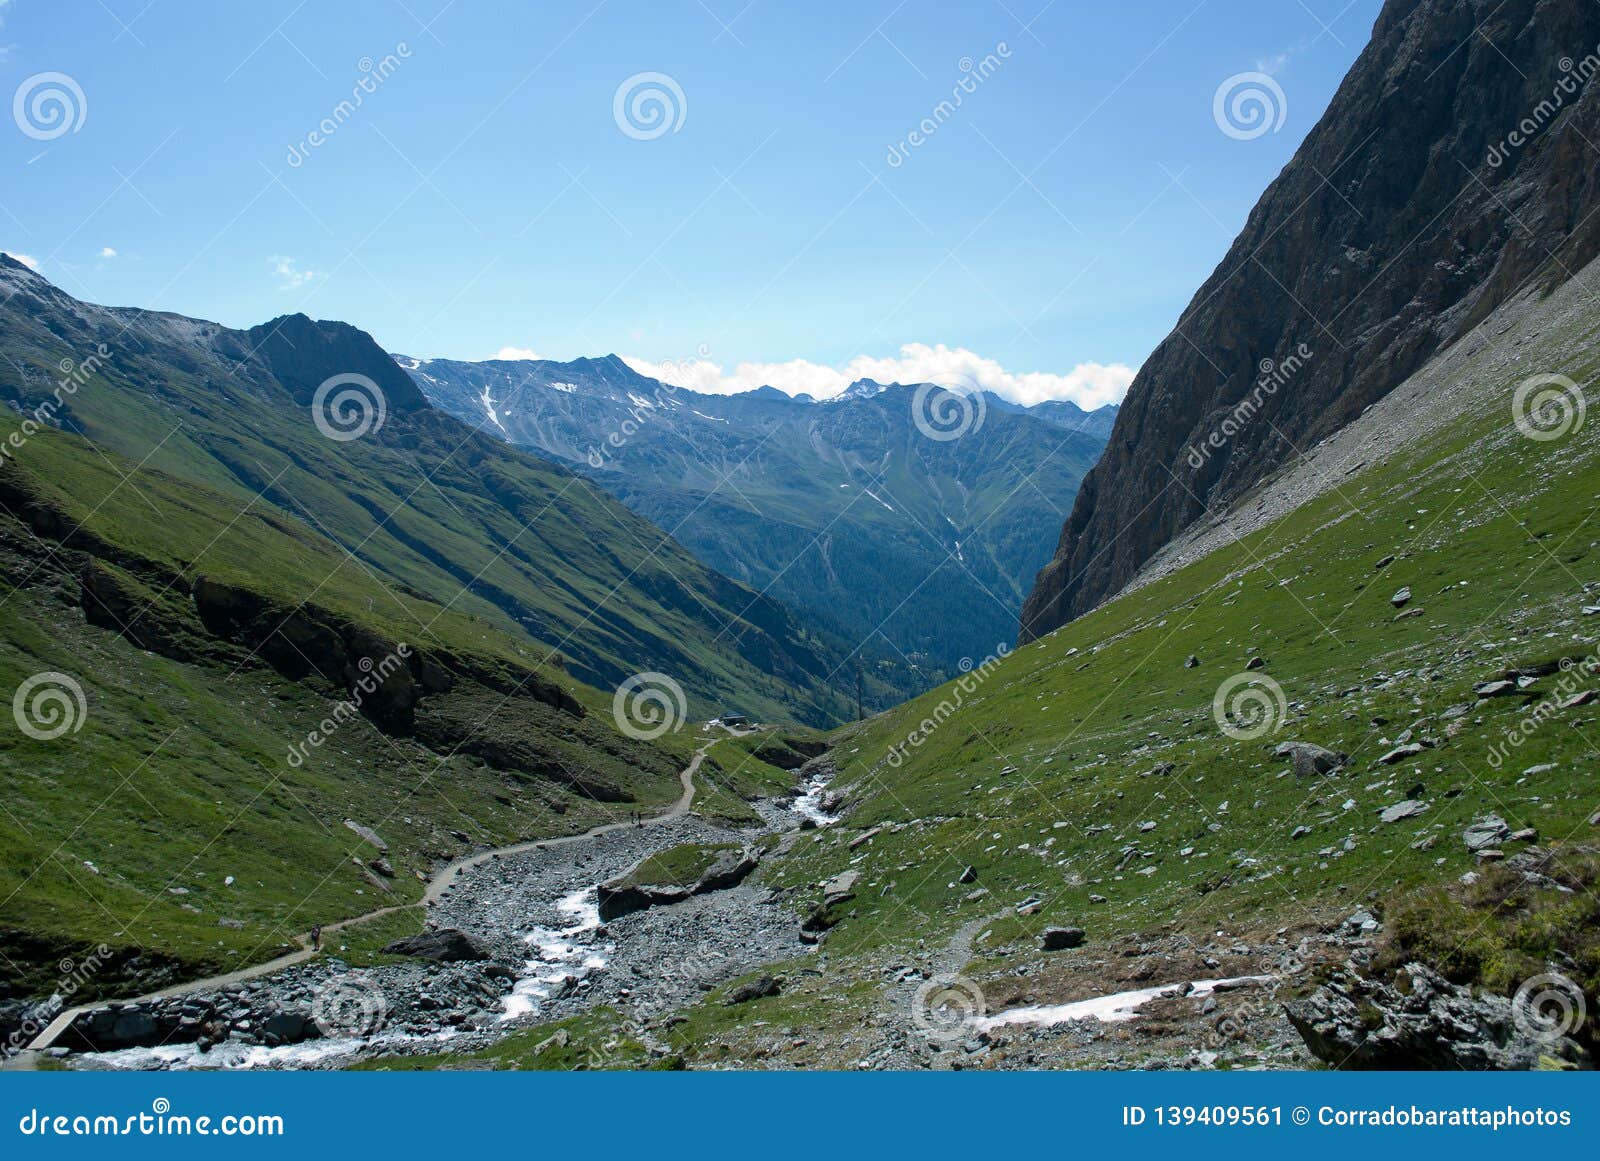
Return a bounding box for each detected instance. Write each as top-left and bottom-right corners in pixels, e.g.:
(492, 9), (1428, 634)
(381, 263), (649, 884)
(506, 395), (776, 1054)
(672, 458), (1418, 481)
(1021, 0), (1600, 640)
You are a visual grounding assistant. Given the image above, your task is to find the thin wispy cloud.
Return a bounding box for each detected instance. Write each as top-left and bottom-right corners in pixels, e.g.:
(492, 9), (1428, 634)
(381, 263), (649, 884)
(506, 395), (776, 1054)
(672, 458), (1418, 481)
(269, 255), (320, 291)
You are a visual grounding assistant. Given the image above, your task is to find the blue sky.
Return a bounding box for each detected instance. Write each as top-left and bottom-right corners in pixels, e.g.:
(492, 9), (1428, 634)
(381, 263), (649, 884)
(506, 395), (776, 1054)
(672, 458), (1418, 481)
(1, 0), (1384, 404)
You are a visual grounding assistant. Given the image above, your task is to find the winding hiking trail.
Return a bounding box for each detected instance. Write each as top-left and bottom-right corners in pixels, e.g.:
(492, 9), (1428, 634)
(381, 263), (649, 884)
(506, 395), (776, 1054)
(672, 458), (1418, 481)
(14, 735), (730, 1061)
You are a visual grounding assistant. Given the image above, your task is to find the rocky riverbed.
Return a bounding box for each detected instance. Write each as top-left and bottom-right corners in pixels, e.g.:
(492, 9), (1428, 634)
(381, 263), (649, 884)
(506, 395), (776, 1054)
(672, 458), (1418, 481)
(51, 768), (833, 1071)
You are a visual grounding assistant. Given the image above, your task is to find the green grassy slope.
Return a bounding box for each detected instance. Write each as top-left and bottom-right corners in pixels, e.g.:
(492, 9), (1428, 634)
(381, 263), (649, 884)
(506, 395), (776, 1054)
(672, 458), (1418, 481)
(0, 259), (853, 728)
(0, 427), (707, 999)
(767, 275), (1600, 994)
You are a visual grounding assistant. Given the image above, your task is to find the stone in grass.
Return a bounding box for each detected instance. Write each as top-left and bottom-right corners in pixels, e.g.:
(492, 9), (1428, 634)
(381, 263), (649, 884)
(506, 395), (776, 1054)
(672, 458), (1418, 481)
(1088, 894), (1108, 904)
(1390, 586), (1411, 608)
(958, 865), (978, 884)
(1375, 555), (1396, 569)
(1378, 799), (1428, 824)
(1185, 655), (1201, 669)
(1462, 816), (1509, 851)
(343, 819), (388, 852)
(1377, 742), (1425, 765)
(1276, 741), (1347, 777)
(822, 870), (860, 902)
(1561, 690), (1597, 709)
(1041, 927), (1086, 951)
(723, 975), (781, 1005)
(1475, 680), (1518, 698)
(1290, 825), (1312, 839)
(1246, 656), (1266, 670)
(1344, 908), (1380, 934)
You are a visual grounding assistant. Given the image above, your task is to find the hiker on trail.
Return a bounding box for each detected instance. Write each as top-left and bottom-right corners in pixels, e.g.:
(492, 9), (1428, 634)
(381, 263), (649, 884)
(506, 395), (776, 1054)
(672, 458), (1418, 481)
(310, 925), (322, 952)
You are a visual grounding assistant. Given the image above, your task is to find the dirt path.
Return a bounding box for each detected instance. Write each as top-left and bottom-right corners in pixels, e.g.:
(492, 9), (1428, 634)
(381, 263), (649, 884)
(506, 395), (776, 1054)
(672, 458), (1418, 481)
(15, 735), (728, 1058)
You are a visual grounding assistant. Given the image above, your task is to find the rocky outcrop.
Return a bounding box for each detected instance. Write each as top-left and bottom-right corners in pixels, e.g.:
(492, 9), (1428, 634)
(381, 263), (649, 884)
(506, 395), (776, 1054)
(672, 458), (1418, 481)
(596, 846), (761, 921)
(1022, 0), (1600, 639)
(1286, 962), (1591, 1070)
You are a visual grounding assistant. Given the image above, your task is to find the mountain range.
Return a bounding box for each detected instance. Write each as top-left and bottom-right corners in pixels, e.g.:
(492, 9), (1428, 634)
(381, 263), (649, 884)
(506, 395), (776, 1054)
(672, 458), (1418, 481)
(401, 353), (1114, 689)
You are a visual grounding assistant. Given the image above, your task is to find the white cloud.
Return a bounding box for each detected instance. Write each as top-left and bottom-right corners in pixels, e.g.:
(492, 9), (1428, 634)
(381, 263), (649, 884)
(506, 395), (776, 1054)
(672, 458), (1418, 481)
(494, 346), (541, 361)
(5, 251), (40, 270)
(622, 342), (1135, 408)
(269, 254), (319, 290)
(98, 246), (117, 259)
(1253, 34), (1315, 77)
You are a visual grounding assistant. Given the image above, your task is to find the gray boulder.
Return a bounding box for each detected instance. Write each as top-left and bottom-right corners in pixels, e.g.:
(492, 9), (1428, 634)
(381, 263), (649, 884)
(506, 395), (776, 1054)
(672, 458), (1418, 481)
(1463, 815), (1511, 852)
(723, 975), (781, 1005)
(822, 870), (860, 903)
(260, 1011), (315, 1046)
(1041, 926), (1086, 951)
(382, 928), (490, 962)
(1275, 741), (1347, 777)
(1378, 799), (1428, 823)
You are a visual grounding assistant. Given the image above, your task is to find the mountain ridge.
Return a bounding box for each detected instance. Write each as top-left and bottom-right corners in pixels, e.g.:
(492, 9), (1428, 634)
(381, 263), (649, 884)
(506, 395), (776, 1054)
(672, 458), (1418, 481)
(1021, 0), (1600, 641)
(0, 259), (858, 726)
